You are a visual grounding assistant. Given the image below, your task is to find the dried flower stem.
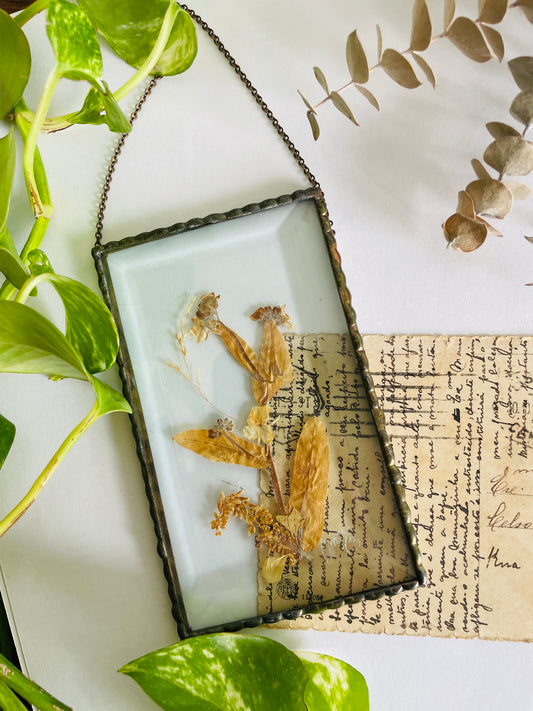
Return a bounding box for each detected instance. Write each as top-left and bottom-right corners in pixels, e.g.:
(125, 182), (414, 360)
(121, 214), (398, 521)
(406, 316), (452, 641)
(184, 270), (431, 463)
(266, 448), (288, 515)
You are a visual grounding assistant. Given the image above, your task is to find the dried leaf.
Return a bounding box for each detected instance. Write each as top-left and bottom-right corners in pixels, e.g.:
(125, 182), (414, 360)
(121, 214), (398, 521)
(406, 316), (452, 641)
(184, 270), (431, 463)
(298, 90), (315, 114)
(262, 554), (289, 583)
(510, 91), (533, 127)
(471, 158), (492, 179)
(457, 190), (476, 218)
(380, 48), (421, 89)
(307, 110), (320, 140)
(329, 91), (359, 124)
(516, 0), (533, 24)
(508, 56), (533, 91)
(212, 322), (265, 381)
(446, 17), (492, 63)
(376, 24), (383, 61)
(313, 66), (329, 95)
(486, 121), (521, 138)
(443, 213), (488, 251)
(277, 509), (304, 538)
(444, 0), (456, 30)
(346, 30), (369, 84)
(525, 235), (533, 243)
(174, 428), (268, 468)
(478, 0), (508, 24)
(480, 24), (504, 62)
(252, 319), (293, 405)
(483, 135), (533, 175)
(479, 217), (503, 236)
(411, 51), (436, 88)
(504, 180), (532, 200)
(243, 405), (273, 445)
(410, 0), (432, 52)
(354, 84), (380, 110)
(465, 178), (513, 217)
(289, 417), (329, 552)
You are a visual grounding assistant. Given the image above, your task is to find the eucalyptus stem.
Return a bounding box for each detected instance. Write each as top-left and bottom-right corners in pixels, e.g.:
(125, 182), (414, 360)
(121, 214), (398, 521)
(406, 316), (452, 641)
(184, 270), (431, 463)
(0, 401), (100, 539)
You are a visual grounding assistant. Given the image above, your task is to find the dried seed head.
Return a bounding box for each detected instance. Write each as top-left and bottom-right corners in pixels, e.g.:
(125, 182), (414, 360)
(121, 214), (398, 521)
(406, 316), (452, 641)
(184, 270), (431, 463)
(250, 305), (293, 328)
(208, 418), (234, 438)
(196, 292), (220, 320)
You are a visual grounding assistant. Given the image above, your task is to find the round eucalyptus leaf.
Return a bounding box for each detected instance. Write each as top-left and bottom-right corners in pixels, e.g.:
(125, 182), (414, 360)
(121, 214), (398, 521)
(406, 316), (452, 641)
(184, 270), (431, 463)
(456, 190), (476, 218)
(465, 178), (513, 217)
(297, 651), (369, 711)
(486, 121), (521, 139)
(483, 135), (533, 175)
(443, 213), (488, 251)
(503, 180), (532, 200)
(120, 634), (310, 711)
(510, 90), (533, 127)
(0, 8), (31, 119)
(508, 56), (533, 91)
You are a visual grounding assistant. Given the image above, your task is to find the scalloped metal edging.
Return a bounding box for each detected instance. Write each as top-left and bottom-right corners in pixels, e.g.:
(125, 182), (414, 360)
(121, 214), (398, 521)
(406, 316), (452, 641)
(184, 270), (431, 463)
(93, 187), (426, 639)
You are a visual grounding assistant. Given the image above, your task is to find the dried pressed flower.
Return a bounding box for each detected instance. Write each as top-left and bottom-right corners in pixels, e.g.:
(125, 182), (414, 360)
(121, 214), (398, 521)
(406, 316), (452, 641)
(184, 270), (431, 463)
(190, 292), (220, 342)
(262, 554), (289, 584)
(250, 306), (293, 405)
(242, 405), (273, 445)
(211, 490), (274, 536)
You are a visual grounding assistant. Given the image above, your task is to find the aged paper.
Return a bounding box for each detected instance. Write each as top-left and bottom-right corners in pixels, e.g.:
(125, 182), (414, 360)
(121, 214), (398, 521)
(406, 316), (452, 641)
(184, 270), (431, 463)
(264, 334), (533, 643)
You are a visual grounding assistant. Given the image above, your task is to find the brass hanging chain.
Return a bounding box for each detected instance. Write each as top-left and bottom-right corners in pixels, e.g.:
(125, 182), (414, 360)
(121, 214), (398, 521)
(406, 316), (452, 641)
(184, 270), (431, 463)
(94, 5), (324, 246)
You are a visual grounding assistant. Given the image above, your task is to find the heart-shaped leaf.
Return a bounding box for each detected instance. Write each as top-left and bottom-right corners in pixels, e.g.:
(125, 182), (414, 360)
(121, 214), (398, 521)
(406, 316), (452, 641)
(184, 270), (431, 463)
(0, 414), (15, 471)
(297, 651), (369, 711)
(410, 0), (432, 52)
(26, 251), (120, 374)
(120, 634), (309, 711)
(67, 85), (131, 133)
(446, 17), (492, 62)
(346, 30), (369, 84)
(381, 49), (421, 88)
(508, 56), (533, 91)
(0, 9), (31, 119)
(77, 0), (197, 76)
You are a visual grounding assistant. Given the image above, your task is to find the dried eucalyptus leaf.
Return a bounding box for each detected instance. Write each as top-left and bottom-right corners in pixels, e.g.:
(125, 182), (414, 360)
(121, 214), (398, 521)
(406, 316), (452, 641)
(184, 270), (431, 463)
(380, 48), (421, 89)
(173, 428), (268, 469)
(457, 190), (476, 218)
(480, 24), (504, 62)
(471, 158), (492, 179)
(289, 417), (329, 552)
(525, 235), (533, 243)
(411, 51), (436, 88)
(510, 90), (533, 127)
(446, 17), (492, 63)
(354, 84), (380, 110)
(504, 180), (532, 199)
(376, 24), (383, 61)
(410, 0), (432, 52)
(486, 121), (521, 138)
(508, 56), (533, 91)
(443, 213), (488, 251)
(307, 110), (320, 140)
(313, 66), (329, 95)
(484, 135), (533, 175)
(329, 91), (359, 124)
(478, 0), (508, 24)
(465, 178), (513, 217)
(346, 30), (369, 84)
(479, 217), (503, 236)
(298, 90), (315, 114)
(444, 0), (456, 30)
(516, 0), (533, 23)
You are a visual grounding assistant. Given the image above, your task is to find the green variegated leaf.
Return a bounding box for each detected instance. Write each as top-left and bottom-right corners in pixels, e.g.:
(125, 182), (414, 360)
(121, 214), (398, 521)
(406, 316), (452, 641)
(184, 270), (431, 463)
(478, 0), (508, 24)
(77, 0), (197, 76)
(330, 91), (358, 124)
(381, 48), (421, 88)
(0, 415), (15, 471)
(66, 86), (131, 133)
(346, 30), (369, 84)
(90, 375), (131, 416)
(509, 56), (533, 91)
(47, 0), (103, 85)
(0, 127), (15, 231)
(0, 301), (87, 379)
(297, 651), (369, 711)
(313, 66), (329, 95)
(26, 251), (119, 374)
(307, 109), (320, 140)
(0, 9), (31, 119)
(480, 23), (504, 61)
(410, 0), (432, 52)
(446, 17), (492, 62)
(0, 228), (30, 288)
(121, 634), (309, 711)
(411, 52), (436, 88)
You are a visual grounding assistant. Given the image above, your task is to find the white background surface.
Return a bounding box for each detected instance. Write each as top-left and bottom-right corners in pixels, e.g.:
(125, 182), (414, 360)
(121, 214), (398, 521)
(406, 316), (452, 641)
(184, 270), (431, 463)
(1, 0), (533, 709)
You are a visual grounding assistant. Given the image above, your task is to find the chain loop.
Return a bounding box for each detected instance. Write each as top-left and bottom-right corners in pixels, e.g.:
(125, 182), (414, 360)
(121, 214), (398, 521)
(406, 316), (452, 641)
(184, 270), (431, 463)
(95, 7), (324, 246)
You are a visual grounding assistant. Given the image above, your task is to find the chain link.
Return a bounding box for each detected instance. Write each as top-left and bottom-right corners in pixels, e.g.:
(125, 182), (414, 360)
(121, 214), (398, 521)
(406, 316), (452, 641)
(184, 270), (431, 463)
(95, 6), (323, 246)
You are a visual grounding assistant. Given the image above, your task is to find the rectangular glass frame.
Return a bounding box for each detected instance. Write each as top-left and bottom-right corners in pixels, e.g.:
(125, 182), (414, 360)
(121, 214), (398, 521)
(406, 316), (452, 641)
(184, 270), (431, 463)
(93, 187), (425, 638)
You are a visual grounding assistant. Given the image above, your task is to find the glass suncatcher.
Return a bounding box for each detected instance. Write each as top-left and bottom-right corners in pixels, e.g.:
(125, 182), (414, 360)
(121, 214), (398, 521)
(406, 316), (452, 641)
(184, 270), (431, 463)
(93, 188), (425, 637)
